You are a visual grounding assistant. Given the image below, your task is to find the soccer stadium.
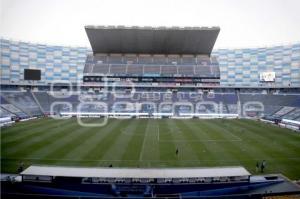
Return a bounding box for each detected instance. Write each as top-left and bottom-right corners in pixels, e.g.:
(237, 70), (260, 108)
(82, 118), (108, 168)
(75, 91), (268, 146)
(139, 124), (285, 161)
(1, 1), (300, 198)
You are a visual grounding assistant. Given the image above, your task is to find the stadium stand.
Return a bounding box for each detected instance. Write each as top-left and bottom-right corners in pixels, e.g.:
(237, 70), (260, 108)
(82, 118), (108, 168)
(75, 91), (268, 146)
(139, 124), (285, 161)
(0, 107), (15, 117)
(1, 91), (42, 117)
(1, 26), (300, 198)
(84, 54), (220, 77)
(1, 38), (299, 86)
(0, 96), (28, 118)
(283, 108), (300, 121)
(1, 89), (299, 121)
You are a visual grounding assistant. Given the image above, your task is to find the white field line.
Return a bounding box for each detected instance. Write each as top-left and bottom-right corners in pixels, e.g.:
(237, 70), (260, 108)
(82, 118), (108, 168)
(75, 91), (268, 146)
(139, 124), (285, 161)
(157, 125), (160, 142)
(139, 122), (150, 161)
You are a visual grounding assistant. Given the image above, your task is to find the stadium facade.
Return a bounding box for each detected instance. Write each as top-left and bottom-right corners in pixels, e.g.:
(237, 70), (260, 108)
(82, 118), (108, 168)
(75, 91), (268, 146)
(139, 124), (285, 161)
(1, 38), (299, 87)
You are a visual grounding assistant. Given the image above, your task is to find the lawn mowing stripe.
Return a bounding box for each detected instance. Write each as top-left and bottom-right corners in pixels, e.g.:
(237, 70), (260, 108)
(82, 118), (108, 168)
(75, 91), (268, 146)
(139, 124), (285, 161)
(220, 120), (287, 159)
(24, 118), (100, 159)
(197, 119), (247, 164)
(191, 119), (240, 164)
(239, 119), (300, 145)
(139, 120), (149, 162)
(183, 119), (237, 164)
(1, 119), (71, 145)
(137, 119), (162, 167)
(1, 118), (54, 136)
(210, 120), (272, 160)
(166, 119), (199, 163)
(244, 119), (300, 139)
(43, 118), (109, 160)
(120, 119), (148, 165)
(82, 119), (135, 161)
(3, 119), (80, 158)
(177, 119), (223, 166)
(203, 120), (260, 161)
(233, 119), (300, 156)
(1, 118), (300, 180)
(101, 119), (141, 162)
(61, 119), (125, 160)
(1, 118), (62, 142)
(183, 119), (300, 175)
(2, 119), (75, 156)
(138, 119), (160, 165)
(158, 119), (178, 165)
(228, 120), (300, 172)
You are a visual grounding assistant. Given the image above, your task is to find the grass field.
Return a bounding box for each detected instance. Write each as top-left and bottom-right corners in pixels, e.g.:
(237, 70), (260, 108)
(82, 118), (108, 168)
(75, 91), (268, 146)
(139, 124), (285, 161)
(1, 118), (300, 179)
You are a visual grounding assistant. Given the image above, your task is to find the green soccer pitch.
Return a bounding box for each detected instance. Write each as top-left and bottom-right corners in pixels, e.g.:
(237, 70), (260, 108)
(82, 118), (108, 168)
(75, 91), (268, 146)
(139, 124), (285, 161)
(1, 118), (300, 179)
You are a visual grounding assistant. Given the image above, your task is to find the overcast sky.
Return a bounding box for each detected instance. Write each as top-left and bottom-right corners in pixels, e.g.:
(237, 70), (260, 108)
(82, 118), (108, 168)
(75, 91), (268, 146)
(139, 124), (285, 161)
(0, 0), (300, 49)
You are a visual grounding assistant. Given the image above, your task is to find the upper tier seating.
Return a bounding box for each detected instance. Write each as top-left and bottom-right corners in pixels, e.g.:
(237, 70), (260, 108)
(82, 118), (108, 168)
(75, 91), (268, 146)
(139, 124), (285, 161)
(84, 54), (220, 77)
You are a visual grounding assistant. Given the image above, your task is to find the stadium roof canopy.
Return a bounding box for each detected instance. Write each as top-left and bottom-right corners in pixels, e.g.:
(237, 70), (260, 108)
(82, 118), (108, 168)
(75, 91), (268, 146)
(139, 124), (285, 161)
(85, 26), (220, 55)
(21, 165), (250, 179)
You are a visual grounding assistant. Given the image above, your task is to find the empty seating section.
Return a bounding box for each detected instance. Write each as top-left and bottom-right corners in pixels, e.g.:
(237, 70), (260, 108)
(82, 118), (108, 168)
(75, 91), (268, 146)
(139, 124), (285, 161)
(31, 92), (81, 114)
(227, 104), (238, 114)
(94, 54), (107, 63)
(161, 104), (172, 113)
(50, 94), (80, 113)
(262, 106), (282, 117)
(273, 107), (295, 118)
(1, 92), (42, 116)
(182, 56), (196, 65)
(239, 94), (300, 119)
(62, 92), (239, 114)
(0, 107), (15, 117)
(127, 65), (143, 75)
(196, 103), (217, 113)
(161, 65), (177, 75)
(110, 64), (126, 74)
(1, 96), (27, 118)
(83, 63), (93, 73)
(144, 65), (160, 75)
(178, 65), (194, 75)
(78, 103), (106, 113)
(197, 55), (211, 64)
(211, 65), (220, 77)
(153, 55), (166, 64)
(33, 92), (52, 112)
(167, 55), (180, 64)
(124, 55), (137, 64)
(195, 65), (211, 76)
(83, 55), (93, 73)
(108, 54), (123, 64)
(93, 64), (109, 74)
(139, 56), (152, 64)
(1, 104), (27, 118)
(1, 90), (300, 120)
(283, 108), (300, 121)
(239, 94), (300, 107)
(84, 54), (219, 77)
